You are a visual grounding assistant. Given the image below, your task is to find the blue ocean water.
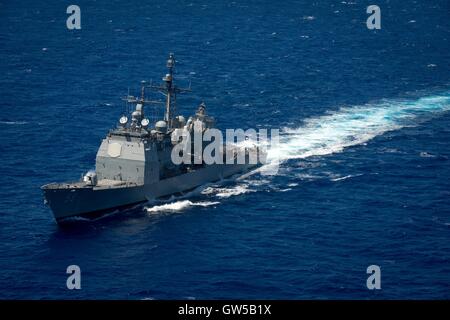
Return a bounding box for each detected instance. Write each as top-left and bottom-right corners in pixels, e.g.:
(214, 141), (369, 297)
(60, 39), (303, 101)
(0, 0), (449, 299)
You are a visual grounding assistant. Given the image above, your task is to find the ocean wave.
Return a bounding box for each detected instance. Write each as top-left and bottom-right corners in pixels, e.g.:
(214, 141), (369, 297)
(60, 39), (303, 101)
(330, 174), (363, 182)
(146, 200), (220, 213)
(201, 184), (255, 198)
(419, 151), (436, 158)
(0, 121), (28, 125)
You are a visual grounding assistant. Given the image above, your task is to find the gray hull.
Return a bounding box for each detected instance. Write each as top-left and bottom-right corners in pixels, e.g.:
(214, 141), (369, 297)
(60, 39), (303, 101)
(42, 163), (256, 222)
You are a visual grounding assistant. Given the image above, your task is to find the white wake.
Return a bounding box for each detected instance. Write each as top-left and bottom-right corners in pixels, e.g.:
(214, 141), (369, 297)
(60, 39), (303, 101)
(267, 93), (450, 162)
(146, 200), (220, 214)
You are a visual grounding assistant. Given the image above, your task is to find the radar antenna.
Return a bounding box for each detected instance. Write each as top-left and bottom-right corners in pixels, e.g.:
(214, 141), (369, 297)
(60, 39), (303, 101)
(122, 81), (163, 107)
(147, 53), (191, 129)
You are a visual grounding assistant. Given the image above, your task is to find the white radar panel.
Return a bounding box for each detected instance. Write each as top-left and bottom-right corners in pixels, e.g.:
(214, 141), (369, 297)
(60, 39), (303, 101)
(141, 118), (150, 127)
(119, 116), (128, 125)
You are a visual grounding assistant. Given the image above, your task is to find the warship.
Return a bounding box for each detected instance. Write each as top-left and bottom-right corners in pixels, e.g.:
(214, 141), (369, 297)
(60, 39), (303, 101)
(42, 54), (263, 223)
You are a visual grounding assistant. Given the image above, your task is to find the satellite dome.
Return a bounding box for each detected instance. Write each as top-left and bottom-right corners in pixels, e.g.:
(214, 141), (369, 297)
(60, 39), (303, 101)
(119, 116), (128, 126)
(175, 115), (186, 127)
(141, 118), (150, 128)
(132, 111), (141, 121)
(155, 120), (167, 133)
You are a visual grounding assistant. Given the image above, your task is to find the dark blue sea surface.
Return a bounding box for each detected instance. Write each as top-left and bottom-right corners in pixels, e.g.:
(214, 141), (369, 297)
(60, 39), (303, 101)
(0, 0), (449, 299)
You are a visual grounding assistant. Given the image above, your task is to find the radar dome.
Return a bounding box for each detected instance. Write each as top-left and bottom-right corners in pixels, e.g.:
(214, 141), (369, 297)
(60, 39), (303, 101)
(132, 111), (141, 121)
(155, 120), (167, 133)
(176, 115), (186, 126)
(141, 118), (150, 128)
(119, 116), (128, 126)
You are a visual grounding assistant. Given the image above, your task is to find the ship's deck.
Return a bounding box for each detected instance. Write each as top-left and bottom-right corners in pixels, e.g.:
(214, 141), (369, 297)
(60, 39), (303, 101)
(41, 179), (140, 190)
(96, 179), (131, 187)
(41, 181), (88, 190)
